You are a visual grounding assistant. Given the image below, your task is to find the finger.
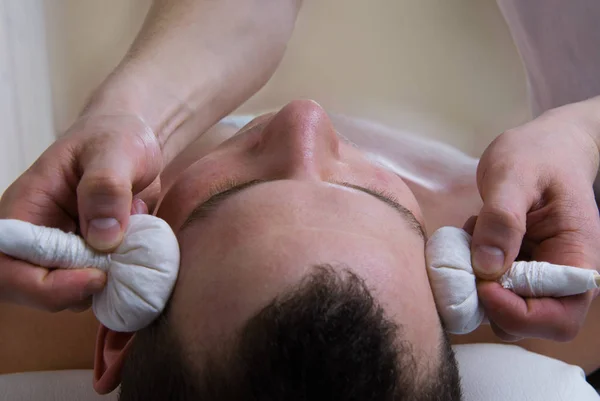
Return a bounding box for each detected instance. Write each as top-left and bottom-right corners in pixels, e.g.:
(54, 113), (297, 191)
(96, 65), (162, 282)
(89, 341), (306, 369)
(131, 198), (149, 215)
(68, 296), (93, 313)
(0, 172), (78, 231)
(528, 182), (600, 268)
(472, 165), (532, 280)
(462, 215), (477, 235)
(477, 280), (590, 341)
(489, 320), (524, 342)
(77, 162), (133, 252)
(77, 134), (159, 252)
(0, 255), (106, 312)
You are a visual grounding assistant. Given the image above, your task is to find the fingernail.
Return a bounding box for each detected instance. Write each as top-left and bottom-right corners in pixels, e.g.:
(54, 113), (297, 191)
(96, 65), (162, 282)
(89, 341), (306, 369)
(132, 199), (147, 215)
(88, 218), (122, 251)
(473, 245), (505, 276)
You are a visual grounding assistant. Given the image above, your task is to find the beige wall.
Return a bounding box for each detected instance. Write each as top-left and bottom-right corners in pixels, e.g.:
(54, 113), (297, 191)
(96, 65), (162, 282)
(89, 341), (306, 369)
(44, 0), (530, 157)
(43, 0), (151, 134)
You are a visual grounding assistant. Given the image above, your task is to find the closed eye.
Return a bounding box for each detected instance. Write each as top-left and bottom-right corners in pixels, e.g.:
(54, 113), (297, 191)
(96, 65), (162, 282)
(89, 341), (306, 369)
(180, 179), (425, 241)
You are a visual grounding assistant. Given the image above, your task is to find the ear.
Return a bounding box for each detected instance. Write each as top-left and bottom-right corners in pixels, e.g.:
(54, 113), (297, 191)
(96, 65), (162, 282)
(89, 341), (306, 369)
(94, 205), (144, 394)
(93, 325), (135, 395)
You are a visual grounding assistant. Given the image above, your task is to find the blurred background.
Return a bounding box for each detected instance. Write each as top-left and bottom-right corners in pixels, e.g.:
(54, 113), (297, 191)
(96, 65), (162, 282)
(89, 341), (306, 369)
(1, 0), (530, 192)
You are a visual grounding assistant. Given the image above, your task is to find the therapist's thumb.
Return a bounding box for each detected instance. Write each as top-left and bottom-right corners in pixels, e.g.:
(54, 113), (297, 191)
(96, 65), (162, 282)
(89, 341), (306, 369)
(77, 158), (134, 252)
(76, 133), (160, 251)
(61, 115), (161, 252)
(471, 169), (531, 280)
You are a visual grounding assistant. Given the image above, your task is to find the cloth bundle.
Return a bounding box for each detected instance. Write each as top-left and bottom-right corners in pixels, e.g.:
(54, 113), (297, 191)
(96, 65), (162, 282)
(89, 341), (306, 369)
(0, 215), (180, 332)
(2, 214), (597, 335)
(426, 226), (600, 334)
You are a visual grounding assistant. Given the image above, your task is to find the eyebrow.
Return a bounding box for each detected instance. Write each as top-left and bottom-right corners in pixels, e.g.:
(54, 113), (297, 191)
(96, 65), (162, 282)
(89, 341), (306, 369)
(180, 180), (426, 240)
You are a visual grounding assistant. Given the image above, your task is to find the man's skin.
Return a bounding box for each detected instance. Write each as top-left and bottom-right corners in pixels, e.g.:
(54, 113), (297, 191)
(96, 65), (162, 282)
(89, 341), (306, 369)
(2, 0), (600, 379)
(0, 123), (235, 375)
(1, 119), (599, 376)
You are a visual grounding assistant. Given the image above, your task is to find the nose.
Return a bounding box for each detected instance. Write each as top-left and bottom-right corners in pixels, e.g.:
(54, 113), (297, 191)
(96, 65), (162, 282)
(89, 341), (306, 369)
(259, 100), (341, 179)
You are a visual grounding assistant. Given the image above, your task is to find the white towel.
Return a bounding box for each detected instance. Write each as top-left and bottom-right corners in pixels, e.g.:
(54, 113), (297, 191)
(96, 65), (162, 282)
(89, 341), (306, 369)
(425, 226), (599, 334)
(0, 215), (180, 332)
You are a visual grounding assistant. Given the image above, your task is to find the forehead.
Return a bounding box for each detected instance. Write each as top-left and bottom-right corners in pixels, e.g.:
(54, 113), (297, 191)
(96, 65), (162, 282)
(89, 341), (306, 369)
(172, 181), (428, 339)
(175, 180), (427, 307)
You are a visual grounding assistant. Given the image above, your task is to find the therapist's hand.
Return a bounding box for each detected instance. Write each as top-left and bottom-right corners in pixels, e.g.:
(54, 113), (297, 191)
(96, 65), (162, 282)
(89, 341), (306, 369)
(0, 114), (162, 311)
(471, 98), (600, 341)
(0, 0), (301, 313)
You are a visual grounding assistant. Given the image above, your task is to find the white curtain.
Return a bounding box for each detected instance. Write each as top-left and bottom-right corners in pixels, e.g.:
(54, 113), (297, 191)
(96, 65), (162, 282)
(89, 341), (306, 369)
(0, 0), (55, 193)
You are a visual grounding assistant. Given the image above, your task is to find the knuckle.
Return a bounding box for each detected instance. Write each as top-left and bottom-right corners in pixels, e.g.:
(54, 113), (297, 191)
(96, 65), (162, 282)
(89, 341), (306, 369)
(132, 129), (161, 162)
(479, 205), (526, 236)
(480, 130), (519, 163)
(495, 319), (526, 337)
(553, 323), (580, 342)
(37, 276), (68, 312)
(490, 322), (518, 341)
(485, 308), (526, 336)
(0, 176), (33, 205)
(551, 308), (586, 342)
(83, 130), (118, 150)
(40, 295), (67, 313)
(482, 297), (530, 336)
(478, 131), (532, 188)
(78, 171), (131, 198)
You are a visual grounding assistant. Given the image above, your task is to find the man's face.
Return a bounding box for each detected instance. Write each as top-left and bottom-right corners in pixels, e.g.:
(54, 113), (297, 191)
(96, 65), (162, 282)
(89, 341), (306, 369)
(157, 100), (442, 362)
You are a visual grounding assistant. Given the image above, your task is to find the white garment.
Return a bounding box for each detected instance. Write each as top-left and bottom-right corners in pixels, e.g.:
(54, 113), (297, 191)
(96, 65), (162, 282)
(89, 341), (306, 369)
(425, 226), (600, 334)
(0, 215), (180, 332)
